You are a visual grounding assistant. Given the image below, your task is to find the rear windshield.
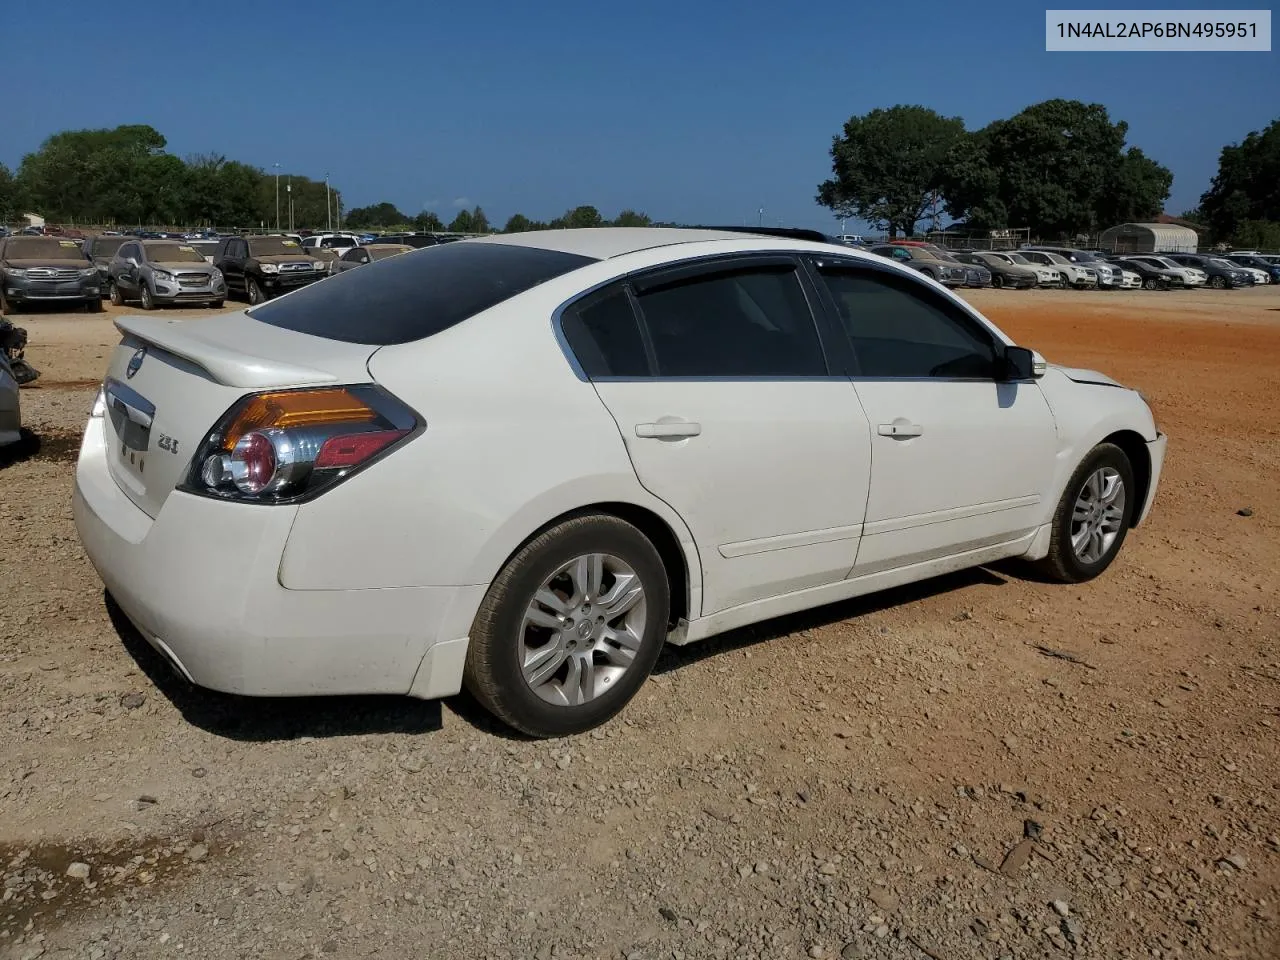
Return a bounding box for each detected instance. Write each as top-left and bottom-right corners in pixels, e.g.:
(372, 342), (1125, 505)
(91, 237), (128, 257)
(145, 242), (206, 263)
(249, 241), (596, 345)
(4, 237), (87, 260)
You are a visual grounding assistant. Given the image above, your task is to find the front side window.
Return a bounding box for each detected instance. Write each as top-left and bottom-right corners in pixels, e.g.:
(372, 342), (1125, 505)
(633, 264), (827, 377)
(817, 264), (997, 379)
(560, 286), (649, 378)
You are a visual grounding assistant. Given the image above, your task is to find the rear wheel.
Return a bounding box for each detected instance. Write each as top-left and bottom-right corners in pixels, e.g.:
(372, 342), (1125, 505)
(138, 282), (155, 310)
(464, 514), (670, 738)
(247, 277), (265, 305)
(1210, 275), (1227, 289)
(1037, 442), (1135, 583)
(991, 274), (1004, 289)
(1143, 277), (1158, 290)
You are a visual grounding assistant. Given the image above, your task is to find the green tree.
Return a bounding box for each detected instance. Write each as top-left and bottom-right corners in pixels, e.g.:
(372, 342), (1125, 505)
(413, 210), (445, 232)
(940, 100), (1171, 238)
(817, 106), (965, 238)
(1198, 119), (1280, 241)
(1231, 219), (1280, 249)
(612, 209), (652, 227)
(503, 213), (533, 233)
(0, 163), (19, 222)
(345, 202), (408, 229)
(448, 205), (489, 233)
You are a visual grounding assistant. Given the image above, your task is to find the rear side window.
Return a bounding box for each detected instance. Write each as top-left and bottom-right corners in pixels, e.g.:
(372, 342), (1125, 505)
(634, 265), (826, 377)
(251, 241), (596, 345)
(560, 287), (649, 377)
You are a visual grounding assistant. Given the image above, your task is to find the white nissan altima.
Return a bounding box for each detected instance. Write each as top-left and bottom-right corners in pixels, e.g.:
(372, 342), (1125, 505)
(73, 228), (1167, 737)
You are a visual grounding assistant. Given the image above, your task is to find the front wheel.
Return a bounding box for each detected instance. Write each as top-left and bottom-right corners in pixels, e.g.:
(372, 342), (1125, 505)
(1037, 443), (1136, 583)
(246, 277), (265, 305)
(86, 297), (103, 313)
(464, 514), (671, 738)
(109, 282), (124, 307)
(1209, 276), (1227, 289)
(138, 282), (155, 310)
(210, 300), (224, 310)
(1143, 277), (1158, 290)
(991, 274), (1005, 289)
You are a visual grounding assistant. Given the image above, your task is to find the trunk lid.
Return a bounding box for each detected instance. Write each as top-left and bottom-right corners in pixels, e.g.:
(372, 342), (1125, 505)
(101, 311), (377, 518)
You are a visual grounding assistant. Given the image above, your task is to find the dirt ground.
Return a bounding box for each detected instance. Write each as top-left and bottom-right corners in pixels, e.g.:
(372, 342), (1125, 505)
(1, 288), (1278, 960)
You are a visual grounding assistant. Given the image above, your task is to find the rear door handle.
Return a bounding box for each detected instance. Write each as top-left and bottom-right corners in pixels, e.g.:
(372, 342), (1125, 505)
(636, 420), (702, 439)
(878, 421), (923, 438)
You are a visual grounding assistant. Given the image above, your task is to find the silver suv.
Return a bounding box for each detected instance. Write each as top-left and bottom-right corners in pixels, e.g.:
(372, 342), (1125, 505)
(109, 240), (227, 310)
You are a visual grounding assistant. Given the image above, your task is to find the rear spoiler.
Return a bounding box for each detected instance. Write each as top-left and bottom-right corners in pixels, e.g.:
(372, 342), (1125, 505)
(114, 315), (339, 389)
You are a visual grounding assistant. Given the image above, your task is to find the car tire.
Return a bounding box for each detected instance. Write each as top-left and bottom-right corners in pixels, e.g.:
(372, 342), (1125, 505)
(0, 291), (9, 315)
(109, 282), (124, 307)
(247, 277), (265, 305)
(86, 297), (103, 314)
(211, 300), (224, 310)
(990, 274), (1004, 289)
(1037, 442), (1136, 584)
(1209, 276), (1226, 289)
(1143, 277), (1158, 290)
(463, 513), (671, 738)
(138, 283), (155, 310)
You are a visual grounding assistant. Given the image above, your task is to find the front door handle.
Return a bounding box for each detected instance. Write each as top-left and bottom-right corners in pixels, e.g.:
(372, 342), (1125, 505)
(636, 420), (702, 440)
(878, 421), (923, 438)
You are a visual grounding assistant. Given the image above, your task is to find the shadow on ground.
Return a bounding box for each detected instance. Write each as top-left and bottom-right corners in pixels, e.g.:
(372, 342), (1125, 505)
(108, 563), (1019, 742)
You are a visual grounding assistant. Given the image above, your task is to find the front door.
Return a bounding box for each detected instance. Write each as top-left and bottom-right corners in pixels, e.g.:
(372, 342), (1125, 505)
(809, 259), (1058, 575)
(560, 257), (873, 616)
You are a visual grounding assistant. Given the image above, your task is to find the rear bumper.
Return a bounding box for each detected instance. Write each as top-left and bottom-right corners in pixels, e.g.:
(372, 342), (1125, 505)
(72, 416), (482, 699)
(1137, 432), (1167, 526)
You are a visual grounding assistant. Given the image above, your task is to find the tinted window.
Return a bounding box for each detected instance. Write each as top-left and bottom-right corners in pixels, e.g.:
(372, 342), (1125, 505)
(251, 241), (595, 345)
(818, 265), (997, 379)
(561, 287), (648, 378)
(633, 264), (826, 377)
(92, 238), (127, 257)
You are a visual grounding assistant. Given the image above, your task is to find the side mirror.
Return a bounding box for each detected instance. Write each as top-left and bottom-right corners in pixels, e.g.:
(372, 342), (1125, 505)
(1002, 345), (1045, 381)
(127, 257), (139, 268)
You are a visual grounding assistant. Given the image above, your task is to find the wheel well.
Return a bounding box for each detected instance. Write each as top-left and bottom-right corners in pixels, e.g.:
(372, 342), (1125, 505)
(502, 503), (691, 628)
(1102, 430), (1151, 527)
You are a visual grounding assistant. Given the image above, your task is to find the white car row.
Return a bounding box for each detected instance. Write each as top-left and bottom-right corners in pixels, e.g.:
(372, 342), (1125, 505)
(73, 228), (1166, 737)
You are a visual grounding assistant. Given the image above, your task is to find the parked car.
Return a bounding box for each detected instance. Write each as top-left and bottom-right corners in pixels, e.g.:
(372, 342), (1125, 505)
(213, 235), (327, 304)
(1120, 255), (1210, 287)
(83, 235), (131, 294)
(1114, 267), (1144, 289)
(73, 229), (1166, 737)
(1, 318), (39, 449)
(1023, 246), (1125, 288)
(868, 244), (967, 286)
(954, 251), (1040, 289)
(330, 243), (413, 275)
(300, 233), (361, 259)
(1018, 250), (1097, 288)
(0, 236), (103, 313)
(187, 240), (221, 264)
(899, 243), (991, 287)
(108, 240), (227, 310)
(1106, 256), (1182, 289)
(370, 232), (443, 250)
(1158, 253), (1252, 288)
(1223, 254), (1280, 283)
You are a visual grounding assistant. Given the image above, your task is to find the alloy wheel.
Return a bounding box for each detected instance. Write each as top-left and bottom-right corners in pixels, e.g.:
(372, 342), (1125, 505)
(1070, 467), (1126, 564)
(519, 553), (647, 707)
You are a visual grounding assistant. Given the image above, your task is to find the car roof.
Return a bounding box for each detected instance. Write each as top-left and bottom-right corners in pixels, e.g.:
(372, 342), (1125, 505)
(477, 227), (793, 260)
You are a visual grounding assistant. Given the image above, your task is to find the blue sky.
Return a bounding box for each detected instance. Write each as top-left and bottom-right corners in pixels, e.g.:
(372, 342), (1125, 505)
(2, 0), (1275, 232)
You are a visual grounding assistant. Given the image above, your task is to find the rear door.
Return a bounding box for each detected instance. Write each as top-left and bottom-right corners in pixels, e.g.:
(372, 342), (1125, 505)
(563, 256), (872, 615)
(808, 257), (1057, 575)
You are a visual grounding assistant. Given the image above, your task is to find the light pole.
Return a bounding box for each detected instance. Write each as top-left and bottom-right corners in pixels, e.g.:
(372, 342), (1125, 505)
(287, 177), (293, 233)
(273, 163), (280, 231)
(757, 207), (764, 227)
(325, 174), (332, 232)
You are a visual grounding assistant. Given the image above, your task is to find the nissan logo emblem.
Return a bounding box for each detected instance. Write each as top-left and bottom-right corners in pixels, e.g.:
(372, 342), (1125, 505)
(126, 347), (146, 379)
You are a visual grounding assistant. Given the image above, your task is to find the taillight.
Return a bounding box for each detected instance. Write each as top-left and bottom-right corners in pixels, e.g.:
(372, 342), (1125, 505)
(181, 384), (420, 504)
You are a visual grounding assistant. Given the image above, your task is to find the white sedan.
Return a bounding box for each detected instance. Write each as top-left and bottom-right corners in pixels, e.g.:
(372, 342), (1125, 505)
(73, 229), (1167, 737)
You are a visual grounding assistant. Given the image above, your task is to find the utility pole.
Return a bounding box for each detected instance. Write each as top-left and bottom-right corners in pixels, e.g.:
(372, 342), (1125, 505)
(757, 207), (764, 227)
(325, 175), (332, 232)
(287, 178), (293, 233)
(273, 163), (280, 231)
